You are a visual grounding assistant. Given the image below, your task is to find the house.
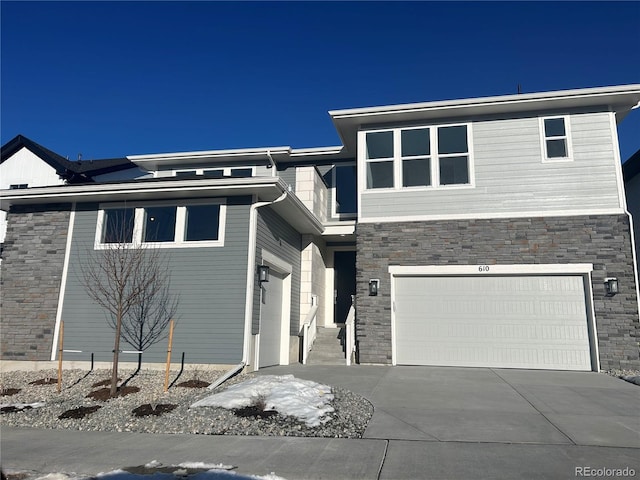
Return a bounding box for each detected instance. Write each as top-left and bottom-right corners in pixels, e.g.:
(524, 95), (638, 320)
(2, 84), (640, 372)
(0, 135), (140, 246)
(623, 148), (640, 276)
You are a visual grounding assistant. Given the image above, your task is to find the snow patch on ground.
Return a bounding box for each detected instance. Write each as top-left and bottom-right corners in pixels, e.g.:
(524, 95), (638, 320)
(190, 375), (334, 427)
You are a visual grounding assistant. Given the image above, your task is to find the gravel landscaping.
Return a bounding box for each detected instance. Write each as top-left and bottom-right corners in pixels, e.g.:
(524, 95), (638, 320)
(0, 368), (373, 438)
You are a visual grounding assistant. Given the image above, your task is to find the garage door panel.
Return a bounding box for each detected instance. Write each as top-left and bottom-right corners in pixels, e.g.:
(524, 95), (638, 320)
(394, 275), (592, 370)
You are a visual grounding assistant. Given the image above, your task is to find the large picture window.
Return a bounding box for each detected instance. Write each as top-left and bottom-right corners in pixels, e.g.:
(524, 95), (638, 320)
(96, 200), (225, 249)
(362, 124), (472, 190)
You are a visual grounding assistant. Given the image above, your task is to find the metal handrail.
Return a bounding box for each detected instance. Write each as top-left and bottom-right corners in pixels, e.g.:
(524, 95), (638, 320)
(345, 305), (356, 366)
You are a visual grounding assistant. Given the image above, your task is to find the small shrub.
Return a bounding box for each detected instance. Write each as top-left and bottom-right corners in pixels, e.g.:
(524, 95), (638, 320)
(233, 394), (277, 419)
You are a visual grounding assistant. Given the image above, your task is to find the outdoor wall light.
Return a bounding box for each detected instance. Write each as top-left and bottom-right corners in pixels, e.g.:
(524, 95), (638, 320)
(258, 265), (270, 284)
(369, 279), (380, 296)
(604, 277), (619, 296)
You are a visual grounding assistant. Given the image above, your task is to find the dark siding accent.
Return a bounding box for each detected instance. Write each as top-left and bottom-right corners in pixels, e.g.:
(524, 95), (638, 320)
(278, 167), (296, 192)
(253, 207), (302, 337)
(60, 197), (251, 365)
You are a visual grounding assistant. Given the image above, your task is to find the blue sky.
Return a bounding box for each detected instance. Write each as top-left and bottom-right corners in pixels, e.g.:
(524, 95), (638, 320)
(2, 1), (639, 161)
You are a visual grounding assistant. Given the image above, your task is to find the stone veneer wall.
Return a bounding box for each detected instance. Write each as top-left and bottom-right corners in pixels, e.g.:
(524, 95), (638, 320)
(1, 204), (71, 360)
(356, 214), (640, 370)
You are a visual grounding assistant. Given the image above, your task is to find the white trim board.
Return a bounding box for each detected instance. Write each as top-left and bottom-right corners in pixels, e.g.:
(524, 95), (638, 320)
(359, 208), (626, 224)
(388, 264), (594, 276)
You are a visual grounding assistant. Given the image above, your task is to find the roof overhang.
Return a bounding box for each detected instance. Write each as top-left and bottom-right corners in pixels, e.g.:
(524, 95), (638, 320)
(329, 84), (640, 154)
(128, 145), (353, 170)
(0, 177), (324, 235)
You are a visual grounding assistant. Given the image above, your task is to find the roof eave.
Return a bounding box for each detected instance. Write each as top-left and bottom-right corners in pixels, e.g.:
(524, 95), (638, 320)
(330, 85), (640, 153)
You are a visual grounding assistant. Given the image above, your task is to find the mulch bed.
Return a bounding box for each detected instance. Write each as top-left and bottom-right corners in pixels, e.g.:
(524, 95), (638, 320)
(0, 388), (21, 396)
(233, 406), (278, 419)
(58, 405), (102, 419)
(176, 379), (210, 388)
(0, 405), (33, 414)
(131, 403), (177, 417)
(91, 378), (122, 388)
(87, 386), (140, 401)
(29, 378), (57, 386)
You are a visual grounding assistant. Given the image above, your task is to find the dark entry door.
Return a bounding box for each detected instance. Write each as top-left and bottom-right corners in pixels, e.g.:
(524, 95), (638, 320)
(334, 251), (356, 324)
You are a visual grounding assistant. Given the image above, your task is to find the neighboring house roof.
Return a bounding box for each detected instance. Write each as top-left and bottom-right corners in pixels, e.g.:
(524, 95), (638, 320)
(1, 134), (135, 183)
(623, 149), (640, 182)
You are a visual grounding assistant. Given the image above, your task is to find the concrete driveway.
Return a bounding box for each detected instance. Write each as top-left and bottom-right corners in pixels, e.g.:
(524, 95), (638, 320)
(261, 365), (640, 478)
(2, 365), (639, 479)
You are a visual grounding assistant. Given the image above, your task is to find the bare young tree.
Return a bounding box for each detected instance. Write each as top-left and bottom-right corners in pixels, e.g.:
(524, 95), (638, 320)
(81, 209), (178, 396)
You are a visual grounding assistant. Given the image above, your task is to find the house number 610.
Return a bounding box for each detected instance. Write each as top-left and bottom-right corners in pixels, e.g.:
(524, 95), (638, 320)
(478, 265), (490, 272)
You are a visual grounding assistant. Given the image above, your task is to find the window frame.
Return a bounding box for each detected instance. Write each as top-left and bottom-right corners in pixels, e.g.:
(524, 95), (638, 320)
(539, 115), (573, 162)
(95, 199), (226, 249)
(359, 122), (475, 192)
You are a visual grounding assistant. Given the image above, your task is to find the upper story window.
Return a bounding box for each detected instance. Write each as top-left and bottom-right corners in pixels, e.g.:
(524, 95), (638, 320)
(333, 163), (357, 218)
(363, 124), (472, 190)
(173, 167), (255, 178)
(540, 116), (572, 161)
(96, 200), (226, 249)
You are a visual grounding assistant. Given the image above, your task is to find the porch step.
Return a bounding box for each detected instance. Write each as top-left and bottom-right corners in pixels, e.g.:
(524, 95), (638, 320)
(306, 327), (346, 365)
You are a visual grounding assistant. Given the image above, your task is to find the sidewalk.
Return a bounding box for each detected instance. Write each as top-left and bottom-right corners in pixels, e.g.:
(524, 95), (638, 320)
(2, 365), (639, 479)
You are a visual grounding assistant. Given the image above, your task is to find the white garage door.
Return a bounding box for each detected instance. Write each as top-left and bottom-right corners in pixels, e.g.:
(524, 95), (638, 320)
(259, 270), (285, 368)
(393, 275), (592, 370)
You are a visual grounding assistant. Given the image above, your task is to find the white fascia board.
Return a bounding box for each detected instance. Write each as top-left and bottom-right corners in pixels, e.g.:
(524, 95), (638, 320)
(270, 190), (324, 235)
(290, 146), (345, 157)
(322, 222), (356, 236)
(128, 146), (293, 169)
(329, 85), (640, 119)
(388, 264), (594, 276)
(0, 177), (286, 210)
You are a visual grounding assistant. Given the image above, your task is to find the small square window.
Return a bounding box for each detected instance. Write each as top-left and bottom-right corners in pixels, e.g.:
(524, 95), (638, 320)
(366, 131), (394, 159)
(439, 156), (469, 185)
(438, 126), (468, 155)
(143, 206), (177, 242)
(203, 170), (224, 178)
(175, 170), (198, 178)
(102, 208), (135, 244)
(401, 128), (430, 157)
(544, 118), (565, 137)
(403, 159), (431, 187)
(366, 161), (394, 189)
(185, 204), (220, 241)
(230, 168), (253, 178)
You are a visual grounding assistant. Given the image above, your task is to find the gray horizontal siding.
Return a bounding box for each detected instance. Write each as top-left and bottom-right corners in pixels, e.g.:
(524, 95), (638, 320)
(60, 197), (251, 365)
(361, 112), (621, 219)
(253, 207), (302, 337)
(278, 167), (297, 192)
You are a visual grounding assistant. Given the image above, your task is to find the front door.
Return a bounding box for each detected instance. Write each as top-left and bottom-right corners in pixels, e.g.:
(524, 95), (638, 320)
(334, 251), (356, 324)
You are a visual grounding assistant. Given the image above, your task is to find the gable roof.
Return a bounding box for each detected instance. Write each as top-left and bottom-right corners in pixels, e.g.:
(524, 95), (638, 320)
(1, 134), (135, 183)
(623, 149), (640, 182)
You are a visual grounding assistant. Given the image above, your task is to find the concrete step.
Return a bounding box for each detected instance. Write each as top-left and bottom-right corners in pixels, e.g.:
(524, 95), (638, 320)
(306, 328), (346, 365)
